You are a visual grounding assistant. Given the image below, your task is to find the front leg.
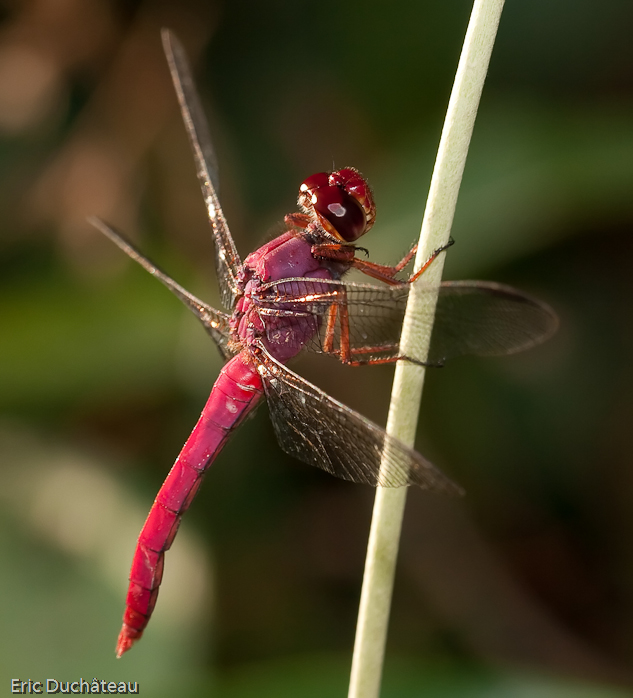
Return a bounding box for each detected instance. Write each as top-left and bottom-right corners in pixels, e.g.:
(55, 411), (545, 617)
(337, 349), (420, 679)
(312, 239), (454, 286)
(355, 239), (455, 284)
(311, 243), (356, 266)
(285, 212), (311, 230)
(312, 242), (409, 286)
(406, 238), (455, 283)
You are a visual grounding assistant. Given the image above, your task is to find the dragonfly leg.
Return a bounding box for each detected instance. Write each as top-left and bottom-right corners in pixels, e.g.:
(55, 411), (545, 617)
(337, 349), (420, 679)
(347, 259), (413, 286)
(322, 303), (339, 353)
(390, 243), (418, 273)
(329, 287), (411, 367)
(338, 297), (351, 363)
(315, 239), (454, 286)
(311, 243), (356, 265)
(352, 239), (455, 284)
(284, 212), (312, 229)
(343, 344), (436, 367)
(312, 242), (408, 286)
(318, 287), (353, 363)
(407, 238), (455, 283)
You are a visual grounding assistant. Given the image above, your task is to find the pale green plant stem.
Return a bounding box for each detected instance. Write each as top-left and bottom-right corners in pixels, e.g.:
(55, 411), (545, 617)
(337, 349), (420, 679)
(347, 2), (506, 697)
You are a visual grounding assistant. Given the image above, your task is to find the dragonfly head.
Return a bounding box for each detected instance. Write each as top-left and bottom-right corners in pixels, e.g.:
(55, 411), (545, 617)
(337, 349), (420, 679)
(298, 167), (376, 243)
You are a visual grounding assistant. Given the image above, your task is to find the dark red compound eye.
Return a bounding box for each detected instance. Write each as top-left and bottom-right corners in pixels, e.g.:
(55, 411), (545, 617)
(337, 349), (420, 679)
(329, 169), (374, 215)
(297, 168), (375, 242)
(299, 171), (330, 196)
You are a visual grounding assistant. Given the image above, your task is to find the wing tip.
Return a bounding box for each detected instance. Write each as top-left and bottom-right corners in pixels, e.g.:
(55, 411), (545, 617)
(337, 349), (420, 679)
(405, 472), (465, 497)
(441, 479), (466, 498)
(160, 27), (176, 54)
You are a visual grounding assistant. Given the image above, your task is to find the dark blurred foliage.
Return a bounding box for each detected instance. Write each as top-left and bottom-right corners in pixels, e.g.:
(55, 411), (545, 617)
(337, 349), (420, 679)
(1, 1), (633, 696)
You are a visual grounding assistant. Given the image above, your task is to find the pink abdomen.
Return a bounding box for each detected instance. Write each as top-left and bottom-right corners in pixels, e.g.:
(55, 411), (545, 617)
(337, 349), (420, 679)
(116, 353), (263, 657)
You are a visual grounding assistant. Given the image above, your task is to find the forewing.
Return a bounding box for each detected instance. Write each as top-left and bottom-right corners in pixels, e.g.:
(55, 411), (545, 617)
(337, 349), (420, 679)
(429, 281), (559, 363)
(252, 278), (558, 365)
(88, 217), (234, 360)
(162, 30), (242, 309)
(256, 347), (462, 493)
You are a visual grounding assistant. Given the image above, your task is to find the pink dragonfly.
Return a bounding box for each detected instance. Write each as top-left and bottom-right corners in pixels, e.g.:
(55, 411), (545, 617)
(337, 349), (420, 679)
(89, 30), (557, 657)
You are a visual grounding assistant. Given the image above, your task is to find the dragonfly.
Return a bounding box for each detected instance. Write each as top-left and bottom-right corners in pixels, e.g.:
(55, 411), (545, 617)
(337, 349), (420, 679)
(89, 30), (558, 658)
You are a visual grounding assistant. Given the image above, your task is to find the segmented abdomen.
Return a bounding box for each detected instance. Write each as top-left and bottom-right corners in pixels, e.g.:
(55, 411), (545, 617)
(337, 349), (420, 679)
(116, 353), (263, 657)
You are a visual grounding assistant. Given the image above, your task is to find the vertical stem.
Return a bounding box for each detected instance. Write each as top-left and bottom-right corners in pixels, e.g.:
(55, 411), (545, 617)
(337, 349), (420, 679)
(347, 2), (506, 697)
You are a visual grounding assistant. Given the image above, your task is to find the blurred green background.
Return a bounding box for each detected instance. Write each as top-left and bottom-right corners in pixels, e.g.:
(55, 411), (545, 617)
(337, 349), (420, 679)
(1, 0), (633, 696)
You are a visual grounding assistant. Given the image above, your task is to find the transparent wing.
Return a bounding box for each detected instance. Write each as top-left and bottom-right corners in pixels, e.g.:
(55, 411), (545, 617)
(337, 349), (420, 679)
(430, 280), (559, 361)
(162, 29), (242, 310)
(88, 217), (234, 360)
(256, 346), (462, 493)
(252, 278), (558, 365)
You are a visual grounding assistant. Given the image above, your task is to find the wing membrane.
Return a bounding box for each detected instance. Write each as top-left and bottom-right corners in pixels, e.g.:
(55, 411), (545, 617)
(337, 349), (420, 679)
(88, 217), (234, 360)
(430, 280), (559, 361)
(256, 347), (462, 493)
(162, 30), (242, 309)
(252, 278), (558, 365)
